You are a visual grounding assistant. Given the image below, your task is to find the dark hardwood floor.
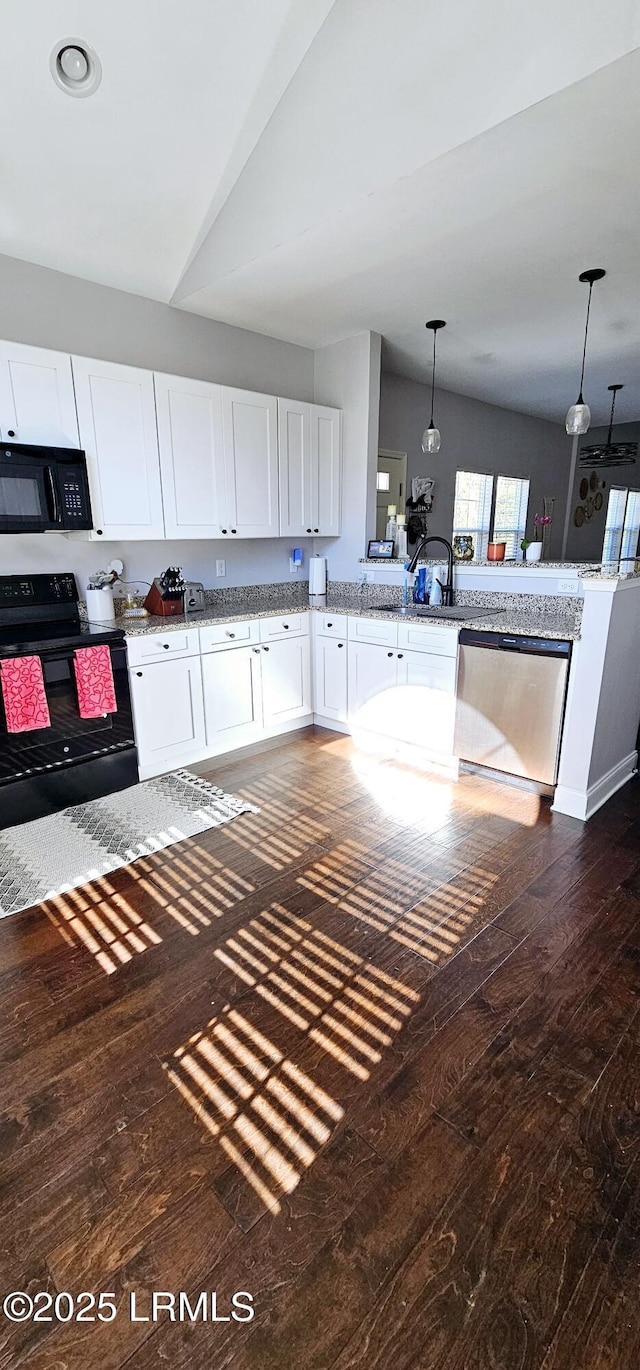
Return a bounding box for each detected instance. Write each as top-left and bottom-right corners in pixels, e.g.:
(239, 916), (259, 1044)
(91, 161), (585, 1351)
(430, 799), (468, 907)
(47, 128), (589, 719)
(1, 725), (639, 1369)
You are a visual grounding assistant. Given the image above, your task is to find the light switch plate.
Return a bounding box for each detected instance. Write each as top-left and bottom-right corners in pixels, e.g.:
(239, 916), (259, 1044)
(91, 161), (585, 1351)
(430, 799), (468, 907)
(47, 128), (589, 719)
(216, 559), (226, 577)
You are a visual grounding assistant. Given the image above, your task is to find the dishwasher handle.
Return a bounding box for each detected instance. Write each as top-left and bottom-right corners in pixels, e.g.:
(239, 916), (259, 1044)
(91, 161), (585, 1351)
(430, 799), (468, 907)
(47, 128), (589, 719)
(458, 628), (571, 658)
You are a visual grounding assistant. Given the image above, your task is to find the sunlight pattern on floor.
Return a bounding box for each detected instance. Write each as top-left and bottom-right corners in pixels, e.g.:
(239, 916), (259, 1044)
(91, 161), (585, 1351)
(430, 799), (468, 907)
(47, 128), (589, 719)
(214, 902), (419, 1080)
(165, 1007), (344, 1216)
(43, 840), (256, 973)
(220, 810), (331, 871)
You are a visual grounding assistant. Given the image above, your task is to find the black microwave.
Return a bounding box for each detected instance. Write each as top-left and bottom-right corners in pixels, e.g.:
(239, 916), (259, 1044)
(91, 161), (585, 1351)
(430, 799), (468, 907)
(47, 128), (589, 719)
(0, 444), (93, 533)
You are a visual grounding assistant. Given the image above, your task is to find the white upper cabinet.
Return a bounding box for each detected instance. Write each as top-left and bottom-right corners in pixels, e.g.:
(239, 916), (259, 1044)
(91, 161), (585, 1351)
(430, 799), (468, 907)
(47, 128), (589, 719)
(312, 404), (341, 536)
(221, 387), (279, 538)
(278, 399), (341, 537)
(0, 342), (79, 447)
(72, 356), (164, 540)
(155, 373), (224, 539)
(278, 398), (313, 536)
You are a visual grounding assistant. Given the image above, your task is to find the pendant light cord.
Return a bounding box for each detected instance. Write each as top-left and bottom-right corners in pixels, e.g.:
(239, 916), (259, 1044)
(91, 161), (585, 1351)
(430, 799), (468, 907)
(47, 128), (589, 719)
(577, 281), (594, 402)
(429, 329), (436, 426)
(607, 388), (617, 445)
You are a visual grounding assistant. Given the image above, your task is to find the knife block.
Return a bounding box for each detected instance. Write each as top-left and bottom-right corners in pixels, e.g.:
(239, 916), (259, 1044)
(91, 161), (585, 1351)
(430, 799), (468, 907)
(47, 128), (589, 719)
(143, 579), (185, 617)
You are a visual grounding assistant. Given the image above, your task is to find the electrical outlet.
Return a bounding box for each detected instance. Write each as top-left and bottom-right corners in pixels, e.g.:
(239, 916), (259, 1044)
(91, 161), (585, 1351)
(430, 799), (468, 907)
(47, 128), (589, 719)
(216, 559), (226, 577)
(363, 569), (375, 583)
(558, 579), (578, 594)
(289, 557), (299, 573)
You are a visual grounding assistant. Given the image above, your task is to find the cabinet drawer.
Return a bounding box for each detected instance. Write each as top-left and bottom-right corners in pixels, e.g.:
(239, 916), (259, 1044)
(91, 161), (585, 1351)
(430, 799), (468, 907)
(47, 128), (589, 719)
(397, 621), (458, 657)
(316, 612), (348, 638)
(348, 615), (398, 647)
(200, 619), (261, 653)
(126, 628), (200, 666)
(259, 613), (309, 642)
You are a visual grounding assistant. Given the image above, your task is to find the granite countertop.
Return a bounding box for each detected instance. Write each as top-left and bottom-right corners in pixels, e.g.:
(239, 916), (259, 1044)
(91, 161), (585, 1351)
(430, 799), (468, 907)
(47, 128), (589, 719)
(121, 599), (580, 641)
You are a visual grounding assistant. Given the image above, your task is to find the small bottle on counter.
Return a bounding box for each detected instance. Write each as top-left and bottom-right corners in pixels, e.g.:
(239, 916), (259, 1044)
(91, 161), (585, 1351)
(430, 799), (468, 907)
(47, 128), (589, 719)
(385, 505), (398, 545)
(395, 515), (408, 559)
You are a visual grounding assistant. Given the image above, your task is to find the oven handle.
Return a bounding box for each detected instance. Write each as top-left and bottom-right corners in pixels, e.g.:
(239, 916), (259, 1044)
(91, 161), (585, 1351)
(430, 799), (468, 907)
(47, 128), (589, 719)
(45, 466), (61, 524)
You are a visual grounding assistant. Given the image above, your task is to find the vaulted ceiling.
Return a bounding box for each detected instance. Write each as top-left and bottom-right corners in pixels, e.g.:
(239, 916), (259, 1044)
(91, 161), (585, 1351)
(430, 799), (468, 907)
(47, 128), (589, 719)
(2, 0), (639, 421)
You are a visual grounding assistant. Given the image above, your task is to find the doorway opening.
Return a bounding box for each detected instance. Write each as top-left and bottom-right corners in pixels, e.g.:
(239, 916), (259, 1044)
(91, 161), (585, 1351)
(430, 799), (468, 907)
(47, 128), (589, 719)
(376, 449), (408, 539)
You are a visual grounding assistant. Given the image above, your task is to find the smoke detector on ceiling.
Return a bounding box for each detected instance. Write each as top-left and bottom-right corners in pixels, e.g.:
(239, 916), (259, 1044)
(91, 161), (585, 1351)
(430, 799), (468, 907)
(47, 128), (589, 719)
(50, 39), (102, 97)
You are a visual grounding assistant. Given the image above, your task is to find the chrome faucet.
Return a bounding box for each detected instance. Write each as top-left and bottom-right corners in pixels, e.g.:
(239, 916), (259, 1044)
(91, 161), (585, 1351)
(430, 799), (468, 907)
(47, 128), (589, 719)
(405, 536), (455, 605)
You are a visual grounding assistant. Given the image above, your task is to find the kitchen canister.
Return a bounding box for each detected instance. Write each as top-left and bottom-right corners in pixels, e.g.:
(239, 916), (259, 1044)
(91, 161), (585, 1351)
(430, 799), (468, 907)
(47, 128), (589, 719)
(309, 555), (328, 603)
(85, 585), (116, 623)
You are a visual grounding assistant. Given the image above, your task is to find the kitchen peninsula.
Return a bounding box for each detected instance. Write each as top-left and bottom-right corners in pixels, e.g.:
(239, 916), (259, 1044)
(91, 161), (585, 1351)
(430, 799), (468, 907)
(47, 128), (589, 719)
(117, 558), (640, 823)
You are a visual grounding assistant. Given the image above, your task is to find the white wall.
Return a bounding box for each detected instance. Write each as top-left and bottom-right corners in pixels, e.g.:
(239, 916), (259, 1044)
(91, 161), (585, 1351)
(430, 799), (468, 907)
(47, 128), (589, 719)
(314, 331), (382, 580)
(0, 252), (320, 589)
(378, 371), (570, 558)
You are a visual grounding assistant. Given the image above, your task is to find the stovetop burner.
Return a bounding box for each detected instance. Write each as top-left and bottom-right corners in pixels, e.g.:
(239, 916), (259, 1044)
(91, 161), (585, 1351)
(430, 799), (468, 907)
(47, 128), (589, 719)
(0, 617), (125, 657)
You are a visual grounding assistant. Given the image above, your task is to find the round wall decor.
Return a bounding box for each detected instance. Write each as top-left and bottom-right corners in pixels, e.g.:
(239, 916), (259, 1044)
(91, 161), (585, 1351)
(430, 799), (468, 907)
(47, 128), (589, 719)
(574, 505), (585, 527)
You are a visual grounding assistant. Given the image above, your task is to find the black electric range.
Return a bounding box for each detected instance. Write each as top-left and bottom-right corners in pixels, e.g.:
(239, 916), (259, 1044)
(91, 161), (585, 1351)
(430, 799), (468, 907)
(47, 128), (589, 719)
(0, 573), (138, 827)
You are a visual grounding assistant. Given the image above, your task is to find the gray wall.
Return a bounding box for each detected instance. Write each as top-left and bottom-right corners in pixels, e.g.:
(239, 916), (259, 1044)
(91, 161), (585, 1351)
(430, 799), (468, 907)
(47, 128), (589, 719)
(0, 253), (314, 397)
(564, 422), (640, 561)
(378, 372), (570, 558)
(0, 253), (319, 590)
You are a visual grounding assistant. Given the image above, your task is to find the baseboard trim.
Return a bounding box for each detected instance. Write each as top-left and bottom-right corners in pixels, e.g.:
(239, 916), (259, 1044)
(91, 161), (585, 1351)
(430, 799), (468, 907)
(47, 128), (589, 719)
(553, 750), (638, 820)
(312, 714), (350, 735)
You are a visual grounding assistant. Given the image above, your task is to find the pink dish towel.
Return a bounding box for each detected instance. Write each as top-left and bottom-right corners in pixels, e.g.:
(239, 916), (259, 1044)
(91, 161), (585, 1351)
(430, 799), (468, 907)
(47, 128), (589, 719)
(0, 655), (51, 733)
(74, 644), (117, 719)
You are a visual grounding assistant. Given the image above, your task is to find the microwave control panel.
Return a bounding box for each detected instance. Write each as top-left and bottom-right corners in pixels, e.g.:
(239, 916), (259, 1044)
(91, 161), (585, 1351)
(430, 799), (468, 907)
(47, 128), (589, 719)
(61, 476), (87, 520)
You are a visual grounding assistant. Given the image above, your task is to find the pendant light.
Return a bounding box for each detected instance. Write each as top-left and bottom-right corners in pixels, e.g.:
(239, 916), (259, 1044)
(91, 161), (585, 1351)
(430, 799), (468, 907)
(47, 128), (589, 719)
(579, 384), (637, 467)
(422, 319), (446, 454)
(565, 268), (606, 436)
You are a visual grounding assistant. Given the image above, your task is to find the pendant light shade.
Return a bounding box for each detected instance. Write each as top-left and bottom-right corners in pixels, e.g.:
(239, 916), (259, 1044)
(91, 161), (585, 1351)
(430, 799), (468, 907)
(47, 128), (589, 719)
(565, 268), (605, 436)
(421, 319), (446, 455)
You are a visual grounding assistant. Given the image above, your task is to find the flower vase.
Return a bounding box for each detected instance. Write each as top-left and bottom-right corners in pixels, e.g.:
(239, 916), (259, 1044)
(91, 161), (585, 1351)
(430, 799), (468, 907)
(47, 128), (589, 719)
(525, 541), (542, 563)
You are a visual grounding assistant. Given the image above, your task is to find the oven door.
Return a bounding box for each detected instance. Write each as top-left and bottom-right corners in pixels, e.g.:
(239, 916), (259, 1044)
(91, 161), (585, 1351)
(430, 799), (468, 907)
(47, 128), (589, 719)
(0, 643), (135, 785)
(0, 458), (55, 532)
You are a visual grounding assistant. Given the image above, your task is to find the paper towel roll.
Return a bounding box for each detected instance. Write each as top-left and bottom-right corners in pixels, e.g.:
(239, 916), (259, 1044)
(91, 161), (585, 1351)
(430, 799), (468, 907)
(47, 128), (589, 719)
(308, 556), (327, 599)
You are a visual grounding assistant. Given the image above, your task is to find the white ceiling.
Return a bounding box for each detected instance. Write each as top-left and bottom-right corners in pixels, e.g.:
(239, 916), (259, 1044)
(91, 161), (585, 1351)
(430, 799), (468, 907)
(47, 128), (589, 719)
(2, 0), (640, 422)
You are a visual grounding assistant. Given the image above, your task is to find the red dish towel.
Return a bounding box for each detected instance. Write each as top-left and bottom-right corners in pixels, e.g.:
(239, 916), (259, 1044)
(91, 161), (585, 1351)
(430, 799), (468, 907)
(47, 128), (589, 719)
(74, 644), (117, 719)
(0, 655), (51, 733)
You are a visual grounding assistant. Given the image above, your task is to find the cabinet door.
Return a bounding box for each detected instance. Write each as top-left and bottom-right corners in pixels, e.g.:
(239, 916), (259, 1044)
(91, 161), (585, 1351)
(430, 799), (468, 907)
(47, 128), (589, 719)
(396, 649), (457, 752)
(312, 404), (341, 536)
(202, 645), (263, 751)
(155, 373), (225, 538)
(72, 356), (164, 540)
(314, 634), (348, 721)
(221, 387), (279, 538)
(0, 341), (79, 446)
(261, 636), (311, 726)
(347, 641), (399, 733)
(129, 656), (205, 775)
(278, 398), (313, 536)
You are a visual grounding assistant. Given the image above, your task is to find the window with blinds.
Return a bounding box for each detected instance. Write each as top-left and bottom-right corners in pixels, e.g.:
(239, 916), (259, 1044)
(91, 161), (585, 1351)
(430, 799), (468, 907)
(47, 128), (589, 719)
(492, 476), (530, 558)
(452, 471), (494, 559)
(602, 487), (640, 563)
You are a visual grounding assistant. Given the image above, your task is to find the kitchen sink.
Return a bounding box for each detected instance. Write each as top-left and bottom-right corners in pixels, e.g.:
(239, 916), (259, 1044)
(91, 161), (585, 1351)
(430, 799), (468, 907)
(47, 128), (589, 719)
(368, 604), (505, 621)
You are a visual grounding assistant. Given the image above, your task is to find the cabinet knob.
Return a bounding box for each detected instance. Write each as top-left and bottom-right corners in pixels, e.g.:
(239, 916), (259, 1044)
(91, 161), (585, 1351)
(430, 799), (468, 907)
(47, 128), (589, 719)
(231, 529), (237, 534)
(252, 647), (261, 654)
(221, 529), (227, 535)
(306, 528), (312, 533)
(263, 646), (270, 652)
(136, 670), (143, 677)
(7, 429), (15, 438)
(96, 528), (103, 535)
(163, 643), (170, 649)
(387, 651), (393, 657)
(398, 653), (404, 659)
(227, 632), (235, 638)
(283, 623), (289, 630)
(327, 621), (333, 627)
(314, 528), (319, 533)
(338, 642), (344, 648)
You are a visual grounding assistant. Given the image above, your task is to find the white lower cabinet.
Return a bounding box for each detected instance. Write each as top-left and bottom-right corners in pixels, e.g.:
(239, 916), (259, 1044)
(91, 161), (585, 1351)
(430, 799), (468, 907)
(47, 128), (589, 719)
(347, 630), (458, 755)
(314, 634), (348, 722)
(202, 645), (263, 751)
(129, 655), (206, 777)
(261, 636), (311, 726)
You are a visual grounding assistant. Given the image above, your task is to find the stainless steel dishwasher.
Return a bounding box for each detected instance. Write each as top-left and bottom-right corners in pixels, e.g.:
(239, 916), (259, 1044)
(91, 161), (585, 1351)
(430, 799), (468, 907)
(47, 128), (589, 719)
(454, 630), (572, 787)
